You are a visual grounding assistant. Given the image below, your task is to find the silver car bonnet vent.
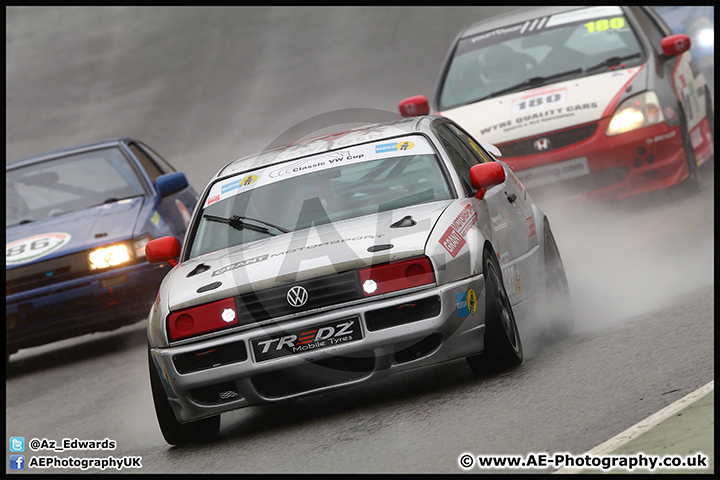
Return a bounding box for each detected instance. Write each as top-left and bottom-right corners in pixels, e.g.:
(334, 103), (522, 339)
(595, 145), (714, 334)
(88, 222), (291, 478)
(367, 244), (394, 252)
(390, 215), (417, 228)
(187, 263), (211, 277)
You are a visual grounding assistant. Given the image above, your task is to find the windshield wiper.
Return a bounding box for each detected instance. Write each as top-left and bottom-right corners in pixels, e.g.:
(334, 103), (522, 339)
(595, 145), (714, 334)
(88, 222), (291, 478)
(479, 67), (584, 100)
(584, 53), (642, 74)
(203, 214), (290, 235)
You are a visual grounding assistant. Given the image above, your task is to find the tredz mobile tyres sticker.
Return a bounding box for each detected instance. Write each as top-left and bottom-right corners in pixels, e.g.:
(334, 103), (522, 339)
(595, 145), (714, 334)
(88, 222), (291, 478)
(251, 317), (363, 362)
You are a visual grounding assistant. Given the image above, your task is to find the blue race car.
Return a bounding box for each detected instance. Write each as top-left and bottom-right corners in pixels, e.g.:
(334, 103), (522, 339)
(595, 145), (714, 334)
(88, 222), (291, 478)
(6, 138), (198, 359)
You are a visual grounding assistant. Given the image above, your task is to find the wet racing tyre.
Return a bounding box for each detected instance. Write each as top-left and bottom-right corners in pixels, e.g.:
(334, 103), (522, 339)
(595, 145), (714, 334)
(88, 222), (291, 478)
(466, 248), (523, 376)
(149, 349), (220, 446)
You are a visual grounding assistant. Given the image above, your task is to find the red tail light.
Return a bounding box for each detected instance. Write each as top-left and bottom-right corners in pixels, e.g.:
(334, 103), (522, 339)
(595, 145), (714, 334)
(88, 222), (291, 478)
(167, 297), (238, 341)
(358, 256), (435, 297)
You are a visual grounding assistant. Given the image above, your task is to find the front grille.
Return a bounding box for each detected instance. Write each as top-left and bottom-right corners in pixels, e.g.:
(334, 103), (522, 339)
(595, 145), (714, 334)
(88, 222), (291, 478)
(6, 251), (91, 296)
(498, 123), (598, 158)
(173, 341), (248, 374)
(251, 354), (375, 398)
(235, 270), (363, 325)
(364, 296), (441, 331)
(6, 250), (139, 296)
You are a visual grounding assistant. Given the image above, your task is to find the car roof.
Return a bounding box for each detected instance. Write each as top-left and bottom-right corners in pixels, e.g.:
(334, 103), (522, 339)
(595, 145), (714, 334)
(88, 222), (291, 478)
(458, 6), (605, 39)
(216, 116), (438, 178)
(6, 137), (135, 170)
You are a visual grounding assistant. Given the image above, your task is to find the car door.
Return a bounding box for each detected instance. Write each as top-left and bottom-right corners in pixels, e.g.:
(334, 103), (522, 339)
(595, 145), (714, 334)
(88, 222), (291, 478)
(435, 122), (530, 256)
(436, 121), (537, 303)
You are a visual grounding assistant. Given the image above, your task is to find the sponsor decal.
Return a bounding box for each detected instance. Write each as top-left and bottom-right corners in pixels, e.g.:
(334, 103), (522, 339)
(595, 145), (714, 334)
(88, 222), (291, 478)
(252, 317), (363, 362)
(439, 205), (478, 257)
(456, 288), (477, 318)
(664, 106), (676, 121)
(6, 232), (72, 265)
(514, 156), (589, 188)
(206, 194), (220, 207)
(502, 266), (522, 296)
(212, 253), (269, 277)
(512, 88), (567, 115)
(526, 216), (536, 238)
(221, 175), (258, 194)
(269, 234), (385, 257)
(645, 130), (677, 145)
(206, 135), (433, 209)
(491, 213), (508, 232)
(375, 140), (415, 153)
(481, 103), (598, 136)
(151, 211), (162, 227)
(690, 128), (703, 149)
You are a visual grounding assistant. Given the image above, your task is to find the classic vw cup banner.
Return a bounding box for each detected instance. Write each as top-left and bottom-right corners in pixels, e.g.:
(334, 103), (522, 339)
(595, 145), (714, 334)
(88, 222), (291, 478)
(204, 135), (436, 209)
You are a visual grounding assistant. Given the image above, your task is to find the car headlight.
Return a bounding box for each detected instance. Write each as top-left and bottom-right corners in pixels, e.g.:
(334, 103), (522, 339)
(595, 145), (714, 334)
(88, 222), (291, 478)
(89, 244), (132, 270)
(606, 91), (664, 136)
(88, 235), (152, 270)
(132, 234), (153, 261)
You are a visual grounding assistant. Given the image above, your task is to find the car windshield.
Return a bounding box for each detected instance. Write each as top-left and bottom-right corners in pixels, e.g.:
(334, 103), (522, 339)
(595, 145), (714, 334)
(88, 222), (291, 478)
(188, 135), (454, 258)
(6, 147), (147, 227)
(438, 6), (644, 110)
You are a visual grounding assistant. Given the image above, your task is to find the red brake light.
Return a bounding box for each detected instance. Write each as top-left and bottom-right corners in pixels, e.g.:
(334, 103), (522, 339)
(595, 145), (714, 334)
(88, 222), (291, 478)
(359, 257), (435, 297)
(167, 297), (238, 341)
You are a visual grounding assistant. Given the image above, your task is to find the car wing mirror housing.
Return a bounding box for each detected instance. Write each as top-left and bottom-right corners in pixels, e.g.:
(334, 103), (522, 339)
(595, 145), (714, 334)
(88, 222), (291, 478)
(661, 33), (691, 57)
(469, 162), (506, 199)
(155, 172), (189, 198)
(398, 95), (430, 117)
(146, 236), (180, 266)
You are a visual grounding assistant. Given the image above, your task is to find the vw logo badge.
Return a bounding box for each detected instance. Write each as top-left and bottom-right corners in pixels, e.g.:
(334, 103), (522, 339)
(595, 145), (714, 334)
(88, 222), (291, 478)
(286, 286), (309, 307)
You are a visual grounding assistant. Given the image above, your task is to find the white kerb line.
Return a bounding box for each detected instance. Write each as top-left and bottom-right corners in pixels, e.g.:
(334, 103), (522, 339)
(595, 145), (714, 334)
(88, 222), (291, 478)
(554, 379), (714, 474)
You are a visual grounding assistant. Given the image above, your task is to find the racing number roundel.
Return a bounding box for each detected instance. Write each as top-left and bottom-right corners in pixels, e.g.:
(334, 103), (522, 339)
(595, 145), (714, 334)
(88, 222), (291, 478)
(6, 232), (72, 265)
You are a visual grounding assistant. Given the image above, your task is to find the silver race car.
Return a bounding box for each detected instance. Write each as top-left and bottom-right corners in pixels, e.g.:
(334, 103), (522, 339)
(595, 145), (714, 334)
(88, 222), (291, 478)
(145, 115), (572, 445)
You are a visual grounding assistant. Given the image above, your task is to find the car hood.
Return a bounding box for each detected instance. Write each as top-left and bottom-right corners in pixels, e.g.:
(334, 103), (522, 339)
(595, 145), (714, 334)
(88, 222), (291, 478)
(165, 201), (452, 310)
(440, 66), (646, 145)
(6, 197), (146, 268)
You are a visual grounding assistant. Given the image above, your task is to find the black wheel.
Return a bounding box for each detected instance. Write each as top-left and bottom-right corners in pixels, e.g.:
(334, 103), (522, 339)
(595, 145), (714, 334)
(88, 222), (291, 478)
(148, 349), (220, 446)
(466, 248), (523, 376)
(542, 218), (574, 337)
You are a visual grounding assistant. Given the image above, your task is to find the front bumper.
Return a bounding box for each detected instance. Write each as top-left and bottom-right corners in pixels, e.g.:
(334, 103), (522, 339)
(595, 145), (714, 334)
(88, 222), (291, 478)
(6, 262), (171, 353)
(150, 274), (487, 424)
(504, 118), (706, 201)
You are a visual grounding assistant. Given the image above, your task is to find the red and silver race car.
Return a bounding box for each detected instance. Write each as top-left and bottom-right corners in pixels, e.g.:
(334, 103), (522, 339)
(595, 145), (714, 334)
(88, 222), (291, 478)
(399, 6), (714, 200)
(144, 116), (572, 445)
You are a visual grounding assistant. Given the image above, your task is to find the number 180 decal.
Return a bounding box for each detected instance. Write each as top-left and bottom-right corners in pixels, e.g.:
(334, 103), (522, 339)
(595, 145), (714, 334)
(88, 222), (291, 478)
(6, 232), (72, 265)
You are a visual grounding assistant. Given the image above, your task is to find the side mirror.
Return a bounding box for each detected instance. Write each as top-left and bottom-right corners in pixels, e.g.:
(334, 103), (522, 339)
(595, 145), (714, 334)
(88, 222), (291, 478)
(398, 95), (430, 117)
(469, 162), (505, 199)
(479, 141), (502, 158)
(155, 172), (189, 198)
(661, 33), (691, 57)
(145, 236), (180, 266)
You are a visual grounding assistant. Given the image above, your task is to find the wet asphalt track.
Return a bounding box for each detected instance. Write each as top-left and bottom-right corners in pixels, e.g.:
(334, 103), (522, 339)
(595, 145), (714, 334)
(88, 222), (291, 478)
(6, 7), (714, 474)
